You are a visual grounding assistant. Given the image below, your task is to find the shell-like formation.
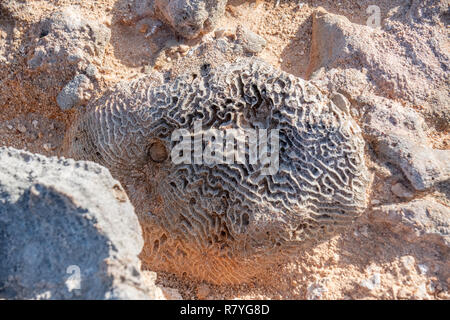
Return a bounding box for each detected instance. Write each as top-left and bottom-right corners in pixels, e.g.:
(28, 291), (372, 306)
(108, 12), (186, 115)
(65, 58), (369, 284)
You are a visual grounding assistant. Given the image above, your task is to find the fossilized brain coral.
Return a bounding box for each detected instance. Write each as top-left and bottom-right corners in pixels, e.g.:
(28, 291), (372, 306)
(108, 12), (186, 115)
(65, 58), (370, 284)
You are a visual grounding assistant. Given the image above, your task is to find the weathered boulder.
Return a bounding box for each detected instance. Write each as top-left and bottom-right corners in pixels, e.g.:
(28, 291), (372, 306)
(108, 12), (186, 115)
(28, 5), (110, 71)
(308, 7), (449, 128)
(362, 95), (450, 191)
(26, 6), (110, 107)
(120, 0), (228, 39)
(0, 147), (164, 299)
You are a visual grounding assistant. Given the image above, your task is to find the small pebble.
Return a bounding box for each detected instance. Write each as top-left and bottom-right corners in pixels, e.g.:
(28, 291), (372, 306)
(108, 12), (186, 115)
(331, 93), (350, 114)
(418, 264), (428, 275)
(17, 124), (27, 133)
(236, 25), (266, 54)
(360, 273), (381, 291)
(32, 120), (38, 129)
(400, 255), (416, 271)
(391, 183), (414, 199)
(196, 284), (210, 300)
(43, 143), (52, 152)
(178, 45), (189, 54)
(85, 64), (98, 78)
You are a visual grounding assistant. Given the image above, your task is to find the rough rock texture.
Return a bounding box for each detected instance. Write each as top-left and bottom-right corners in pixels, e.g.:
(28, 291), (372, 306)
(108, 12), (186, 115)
(236, 24), (267, 54)
(26, 6), (110, 99)
(65, 58), (370, 284)
(309, 6), (449, 131)
(0, 0), (35, 22)
(123, 0), (228, 39)
(0, 147), (164, 299)
(56, 74), (93, 110)
(362, 95), (450, 191)
(370, 198), (450, 248)
(1, 0), (449, 300)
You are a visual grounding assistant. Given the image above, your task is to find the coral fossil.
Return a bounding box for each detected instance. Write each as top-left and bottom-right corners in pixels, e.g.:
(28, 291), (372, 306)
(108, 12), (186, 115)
(66, 59), (369, 284)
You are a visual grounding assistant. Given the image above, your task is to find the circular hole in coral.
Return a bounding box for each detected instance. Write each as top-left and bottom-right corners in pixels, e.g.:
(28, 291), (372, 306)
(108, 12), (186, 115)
(148, 141), (168, 163)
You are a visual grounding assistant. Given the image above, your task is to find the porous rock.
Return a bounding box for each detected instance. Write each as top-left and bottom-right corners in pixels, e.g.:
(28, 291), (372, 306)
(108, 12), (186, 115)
(65, 58), (370, 284)
(377, 136), (450, 191)
(27, 6), (110, 94)
(0, 147), (163, 300)
(56, 74), (92, 110)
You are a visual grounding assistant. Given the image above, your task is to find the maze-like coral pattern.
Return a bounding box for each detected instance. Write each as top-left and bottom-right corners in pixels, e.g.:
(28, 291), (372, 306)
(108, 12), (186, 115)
(66, 58), (369, 284)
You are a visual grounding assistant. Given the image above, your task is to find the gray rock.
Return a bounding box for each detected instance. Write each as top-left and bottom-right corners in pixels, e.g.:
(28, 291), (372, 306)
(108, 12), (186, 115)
(391, 183), (414, 199)
(154, 0), (227, 39)
(27, 6), (110, 95)
(236, 25), (266, 54)
(38, 6), (111, 61)
(56, 74), (92, 110)
(85, 64), (99, 79)
(363, 95), (449, 190)
(124, 0), (227, 39)
(370, 199), (450, 247)
(0, 147), (165, 299)
(377, 136), (450, 191)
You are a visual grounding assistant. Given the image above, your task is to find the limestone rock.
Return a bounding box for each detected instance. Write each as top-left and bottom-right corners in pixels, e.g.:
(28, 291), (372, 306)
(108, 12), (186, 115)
(126, 0), (228, 39)
(27, 6), (110, 96)
(308, 7), (449, 125)
(378, 137), (450, 191)
(391, 183), (414, 199)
